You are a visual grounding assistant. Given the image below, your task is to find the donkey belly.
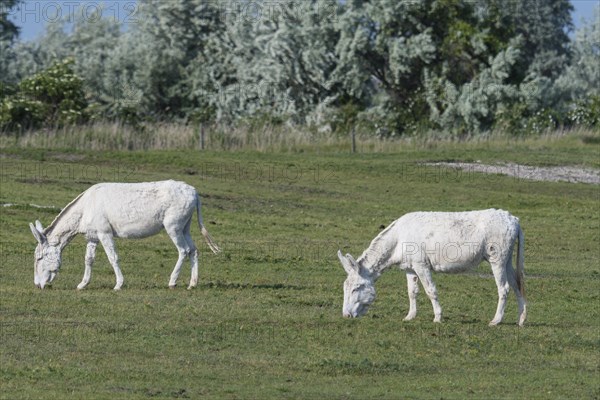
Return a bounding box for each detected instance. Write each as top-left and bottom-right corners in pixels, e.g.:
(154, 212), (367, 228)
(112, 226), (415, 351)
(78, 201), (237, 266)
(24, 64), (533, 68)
(93, 206), (168, 239)
(431, 256), (483, 273)
(428, 241), (486, 273)
(112, 220), (165, 239)
(411, 237), (485, 273)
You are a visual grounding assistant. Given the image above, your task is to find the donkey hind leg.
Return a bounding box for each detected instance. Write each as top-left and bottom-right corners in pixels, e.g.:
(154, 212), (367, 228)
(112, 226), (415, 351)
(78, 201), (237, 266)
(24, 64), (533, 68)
(167, 226), (193, 289)
(98, 233), (124, 290)
(506, 259), (527, 326)
(77, 240), (98, 290)
(489, 258), (510, 326)
(183, 220), (198, 290)
(403, 269), (419, 321)
(413, 264), (442, 323)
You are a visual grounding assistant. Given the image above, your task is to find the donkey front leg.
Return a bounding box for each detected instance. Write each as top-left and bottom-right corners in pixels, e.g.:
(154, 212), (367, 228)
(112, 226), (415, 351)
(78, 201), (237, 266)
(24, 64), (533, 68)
(413, 264), (443, 323)
(77, 240), (98, 290)
(403, 270), (419, 321)
(98, 233), (124, 290)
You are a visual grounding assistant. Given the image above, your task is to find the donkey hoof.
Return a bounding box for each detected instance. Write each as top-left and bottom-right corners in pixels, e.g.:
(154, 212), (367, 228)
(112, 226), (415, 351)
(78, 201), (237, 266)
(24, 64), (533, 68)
(169, 285), (176, 290)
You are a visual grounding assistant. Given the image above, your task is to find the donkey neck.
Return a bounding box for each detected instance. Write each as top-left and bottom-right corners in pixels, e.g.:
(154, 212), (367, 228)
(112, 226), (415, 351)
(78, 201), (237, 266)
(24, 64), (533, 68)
(357, 223), (399, 280)
(45, 196), (84, 249)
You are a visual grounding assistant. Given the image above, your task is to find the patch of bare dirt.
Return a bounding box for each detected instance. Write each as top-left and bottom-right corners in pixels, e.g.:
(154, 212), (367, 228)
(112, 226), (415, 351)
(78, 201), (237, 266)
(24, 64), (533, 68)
(424, 162), (600, 184)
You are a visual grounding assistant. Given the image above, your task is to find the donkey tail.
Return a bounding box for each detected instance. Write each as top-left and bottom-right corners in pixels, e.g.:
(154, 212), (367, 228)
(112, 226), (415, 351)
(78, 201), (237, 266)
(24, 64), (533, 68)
(516, 224), (525, 300)
(515, 222), (527, 327)
(196, 194), (221, 254)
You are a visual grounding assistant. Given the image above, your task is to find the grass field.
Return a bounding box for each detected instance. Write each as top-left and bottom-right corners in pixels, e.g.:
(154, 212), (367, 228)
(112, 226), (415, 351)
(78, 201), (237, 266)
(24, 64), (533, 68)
(1, 134), (599, 399)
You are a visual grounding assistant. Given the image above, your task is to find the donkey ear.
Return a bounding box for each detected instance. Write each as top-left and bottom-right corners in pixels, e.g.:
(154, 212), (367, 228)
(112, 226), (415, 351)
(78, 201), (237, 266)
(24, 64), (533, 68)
(345, 253), (370, 277)
(29, 223), (46, 245)
(35, 220), (45, 233)
(338, 250), (357, 274)
(345, 253), (358, 266)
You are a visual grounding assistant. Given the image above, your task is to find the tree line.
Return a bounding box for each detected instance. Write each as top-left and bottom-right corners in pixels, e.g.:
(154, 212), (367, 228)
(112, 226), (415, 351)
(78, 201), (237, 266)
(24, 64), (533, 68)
(1, 0), (598, 136)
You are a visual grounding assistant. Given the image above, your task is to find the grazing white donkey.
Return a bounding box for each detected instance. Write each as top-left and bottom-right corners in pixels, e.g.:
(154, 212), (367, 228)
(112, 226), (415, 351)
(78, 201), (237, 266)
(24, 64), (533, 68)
(338, 209), (526, 326)
(29, 180), (220, 290)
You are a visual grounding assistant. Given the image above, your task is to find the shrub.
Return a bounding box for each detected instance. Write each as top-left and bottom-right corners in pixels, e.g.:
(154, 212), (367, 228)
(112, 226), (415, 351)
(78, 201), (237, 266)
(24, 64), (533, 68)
(568, 96), (600, 128)
(0, 59), (88, 131)
(0, 98), (47, 130)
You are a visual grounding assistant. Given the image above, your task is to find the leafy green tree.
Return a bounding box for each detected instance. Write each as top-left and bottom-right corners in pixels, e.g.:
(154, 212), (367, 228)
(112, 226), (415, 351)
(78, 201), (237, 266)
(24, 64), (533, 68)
(1, 0), (22, 89)
(2, 5), (121, 93)
(114, 0), (226, 119)
(555, 6), (600, 126)
(556, 6), (600, 101)
(335, 0), (514, 135)
(199, 0), (341, 123)
(0, 0), (582, 135)
(425, 39), (524, 134)
(471, 0), (573, 81)
(0, 0), (20, 42)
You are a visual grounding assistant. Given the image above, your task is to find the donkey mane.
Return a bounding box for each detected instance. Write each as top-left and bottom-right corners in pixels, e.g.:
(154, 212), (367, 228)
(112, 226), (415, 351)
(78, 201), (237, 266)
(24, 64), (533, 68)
(358, 219), (399, 270)
(43, 190), (87, 235)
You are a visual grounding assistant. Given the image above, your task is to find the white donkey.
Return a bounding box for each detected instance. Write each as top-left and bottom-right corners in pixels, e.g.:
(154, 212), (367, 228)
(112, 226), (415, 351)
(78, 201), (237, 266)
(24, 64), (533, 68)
(29, 180), (220, 290)
(338, 209), (526, 326)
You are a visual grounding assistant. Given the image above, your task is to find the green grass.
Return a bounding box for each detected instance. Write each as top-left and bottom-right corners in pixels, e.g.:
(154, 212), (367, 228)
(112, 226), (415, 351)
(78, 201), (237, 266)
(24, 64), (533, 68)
(1, 138), (599, 399)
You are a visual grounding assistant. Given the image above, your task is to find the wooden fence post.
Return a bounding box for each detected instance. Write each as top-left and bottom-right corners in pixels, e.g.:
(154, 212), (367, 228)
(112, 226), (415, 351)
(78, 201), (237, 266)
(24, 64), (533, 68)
(200, 123), (205, 150)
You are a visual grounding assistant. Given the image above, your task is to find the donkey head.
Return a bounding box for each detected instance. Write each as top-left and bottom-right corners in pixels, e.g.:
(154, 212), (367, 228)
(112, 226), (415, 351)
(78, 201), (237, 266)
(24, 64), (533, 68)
(29, 221), (61, 289)
(338, 250), (375, 318)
